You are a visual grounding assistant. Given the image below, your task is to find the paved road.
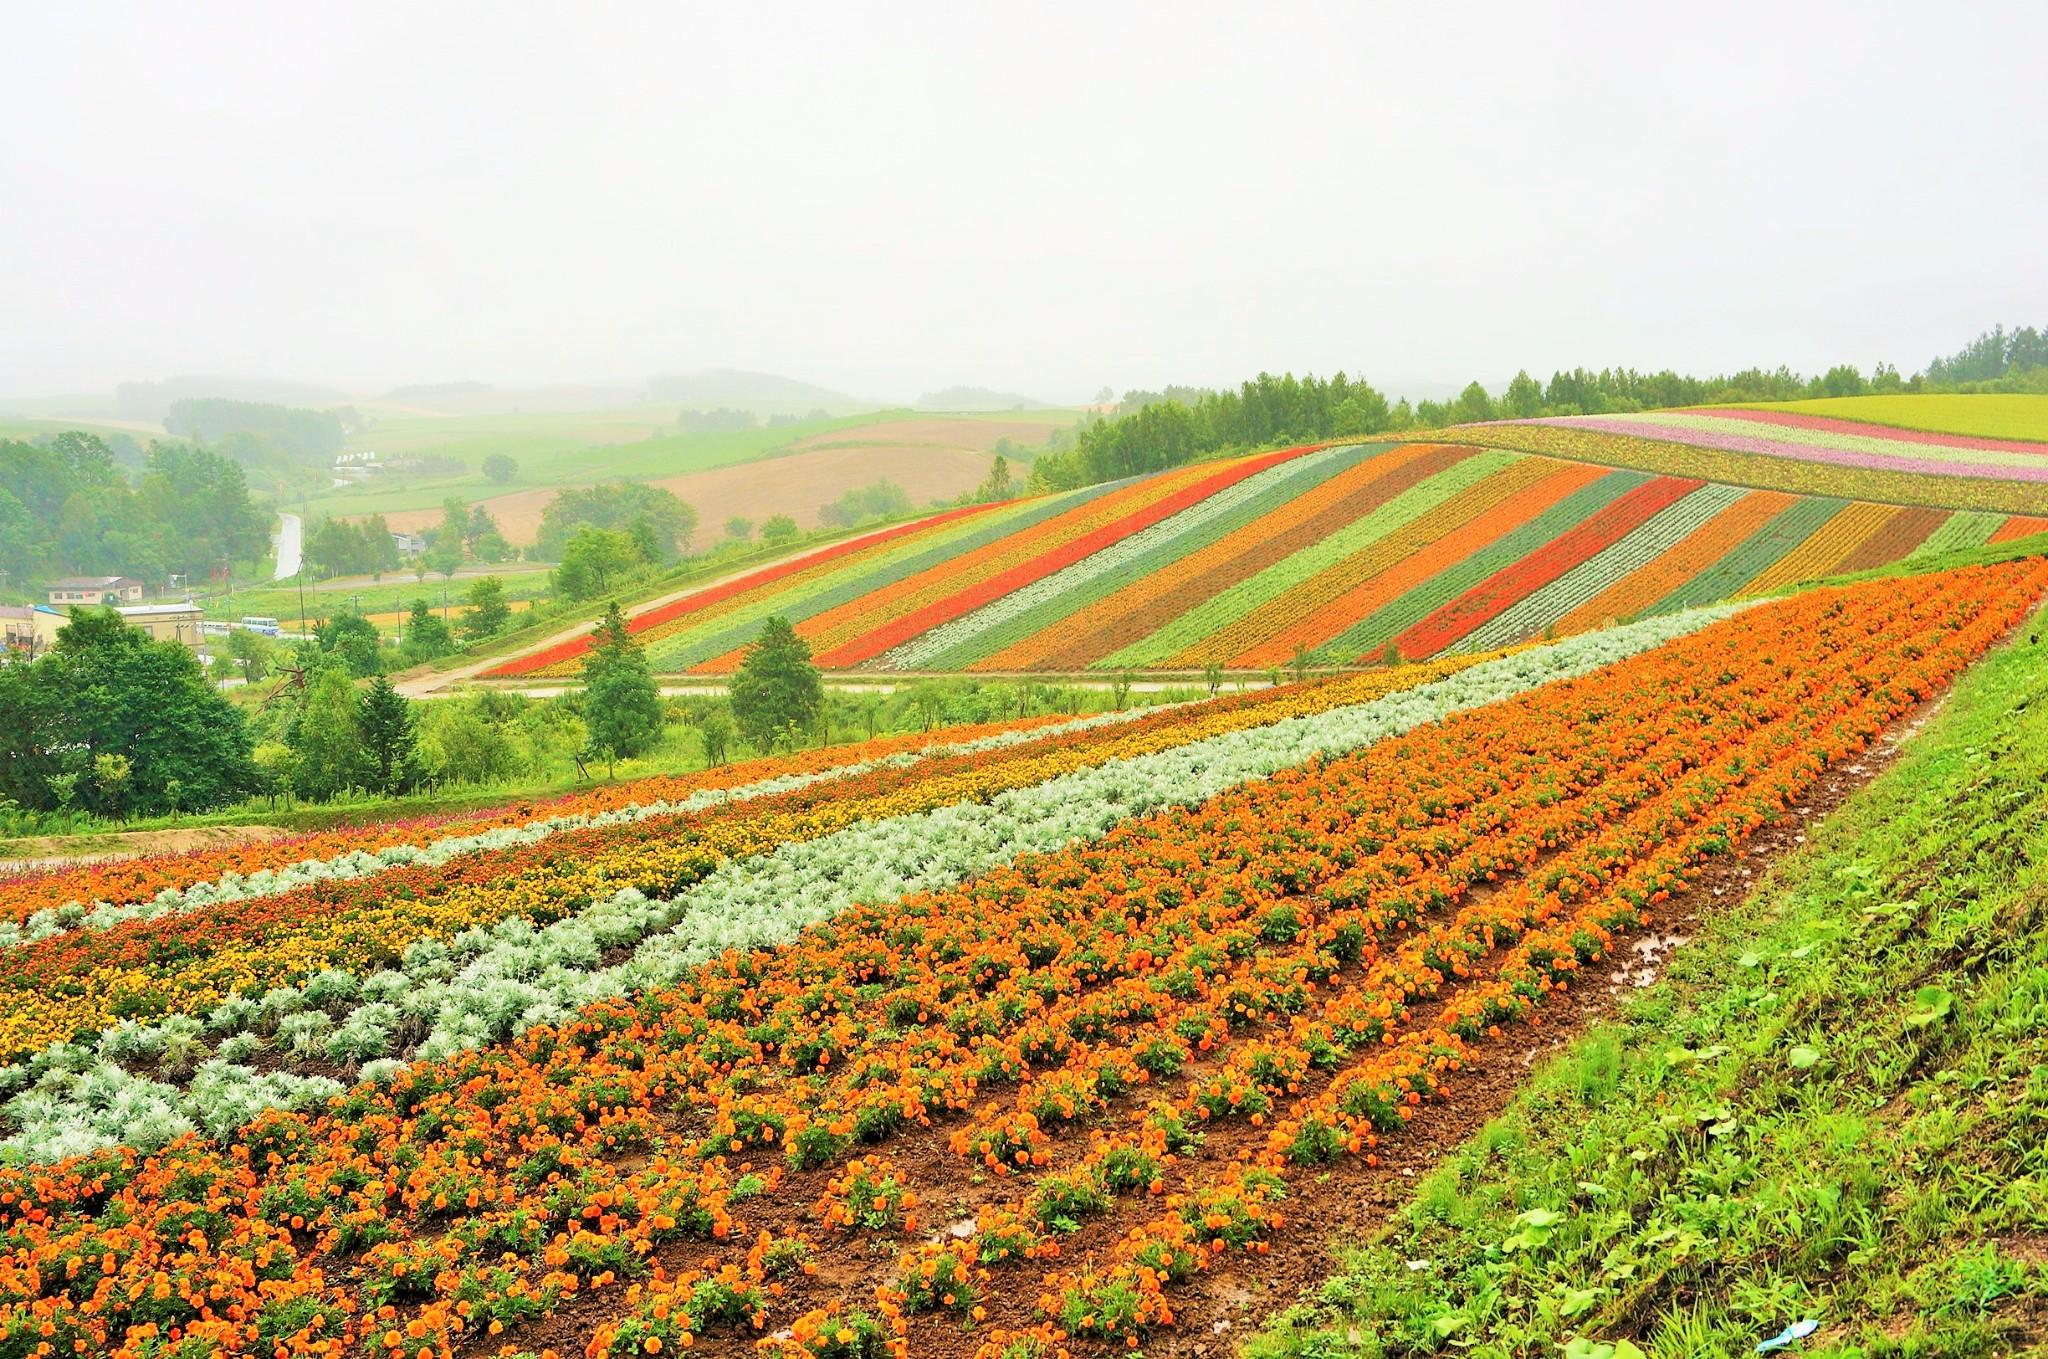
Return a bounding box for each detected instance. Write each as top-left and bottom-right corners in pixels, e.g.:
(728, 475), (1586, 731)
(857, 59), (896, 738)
(272, 513), (302, 581)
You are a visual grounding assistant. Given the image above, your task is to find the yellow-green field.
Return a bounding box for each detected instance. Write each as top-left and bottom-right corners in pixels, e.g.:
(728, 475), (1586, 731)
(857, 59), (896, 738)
(1733, 392), (2048, 442)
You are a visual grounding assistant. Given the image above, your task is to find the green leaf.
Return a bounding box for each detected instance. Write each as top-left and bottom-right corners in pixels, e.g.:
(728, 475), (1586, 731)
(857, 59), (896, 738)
(1905, 984), (1954, 1028)
(1502, 1206), (1567, 1252)
(1788, 1045), (1821, 1069)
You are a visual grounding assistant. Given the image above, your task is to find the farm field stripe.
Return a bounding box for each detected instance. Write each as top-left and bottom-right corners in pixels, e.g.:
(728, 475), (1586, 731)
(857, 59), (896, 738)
(534, 502), (1040, 678)
(688, 472), (1207, 673)
(637, 490), (1103, 671)
(0, 612), (1742, 1159)
(630, 499), (1061, 672)
(1111, 451), (1531, 669)
(821, 444), (1323, 669)
(1001, 443), (1474, 672)
(1551, 489), (1799, 634)
(1719, 405), (2048, 457)
(939, 444), (1386, 673)
(1452, 482), (1749, 654)
(1832, 504), (1948, 574)
(1296, 464), (1633, 666)
(879, 447), (1364, 671)
(1907, 510), (2004, 560)
(1391, 474), (1703, 659)
(1648, 495), (1847, 614)
(1513, 414), (2048, 482)
(1193, 457), (1565, 670)
(487, 503), (1000, 676)
(1990, 514), (2048, 544)
(1739, 500), (1899, 596)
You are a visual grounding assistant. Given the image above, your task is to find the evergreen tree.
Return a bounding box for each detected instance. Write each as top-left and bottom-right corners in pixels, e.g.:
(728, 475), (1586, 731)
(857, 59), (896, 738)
(729, 616), (823, 752)
(581, 602), (663, 774)
(358, 676), (418, 793)
(462, 575), (511, 640)
(404, 599), (455, 658)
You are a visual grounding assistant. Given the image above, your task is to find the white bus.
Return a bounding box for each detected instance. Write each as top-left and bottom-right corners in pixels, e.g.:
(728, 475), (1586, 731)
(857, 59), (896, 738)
(239, 616), (281, 636)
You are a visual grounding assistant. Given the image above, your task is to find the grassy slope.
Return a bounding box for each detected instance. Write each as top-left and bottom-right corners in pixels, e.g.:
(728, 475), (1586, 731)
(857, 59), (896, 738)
(1253, 602), (2048, 1358)
(1731, 393), (2048, 443)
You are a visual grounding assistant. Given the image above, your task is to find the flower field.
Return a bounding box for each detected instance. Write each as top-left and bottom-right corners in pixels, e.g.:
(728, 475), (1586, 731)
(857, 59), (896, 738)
(3, 559), (2045, 1359)
(485, 440), (2048, 677)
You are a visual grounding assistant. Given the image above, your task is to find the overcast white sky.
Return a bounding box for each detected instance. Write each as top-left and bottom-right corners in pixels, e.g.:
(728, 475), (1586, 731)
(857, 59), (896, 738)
(3, 2), (2043, 404)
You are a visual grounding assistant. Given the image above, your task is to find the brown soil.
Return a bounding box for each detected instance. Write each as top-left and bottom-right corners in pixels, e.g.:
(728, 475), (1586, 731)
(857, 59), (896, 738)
(489, 689), (1937, 1359)
(381, 445), (996, 547)
(0, 823), (287, 876)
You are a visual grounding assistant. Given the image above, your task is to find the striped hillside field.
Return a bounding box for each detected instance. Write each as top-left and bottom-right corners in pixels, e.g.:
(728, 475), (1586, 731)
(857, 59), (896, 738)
(480, 439), (2048, 677)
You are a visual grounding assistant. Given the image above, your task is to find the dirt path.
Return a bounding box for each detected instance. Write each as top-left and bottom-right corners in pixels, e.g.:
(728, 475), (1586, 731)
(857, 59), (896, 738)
(0, 823), (287, 876)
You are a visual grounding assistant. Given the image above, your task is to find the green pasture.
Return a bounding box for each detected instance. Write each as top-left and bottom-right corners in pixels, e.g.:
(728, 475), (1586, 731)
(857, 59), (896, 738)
(1735, 392), (2048, 442)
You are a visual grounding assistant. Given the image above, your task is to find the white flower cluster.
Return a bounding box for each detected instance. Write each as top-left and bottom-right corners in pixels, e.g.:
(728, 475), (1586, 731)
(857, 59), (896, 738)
(0, 605), (1741, 1160)
(1, 707), (1158, 951)
(874, 448), (1353, 670)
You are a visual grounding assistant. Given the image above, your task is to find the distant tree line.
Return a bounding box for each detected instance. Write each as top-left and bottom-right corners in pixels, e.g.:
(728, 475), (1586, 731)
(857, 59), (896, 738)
(1029, 326), (2048, 495)
(0, 433), (270, 593)
(163, 397), (349, 463)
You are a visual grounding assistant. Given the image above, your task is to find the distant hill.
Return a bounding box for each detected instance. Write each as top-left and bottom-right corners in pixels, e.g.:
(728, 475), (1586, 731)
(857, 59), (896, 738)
(916, 386), (1050, 411)
(645, 369), (865, 411)
(372, 383), (642, 415)
(113, 375), (350, 421)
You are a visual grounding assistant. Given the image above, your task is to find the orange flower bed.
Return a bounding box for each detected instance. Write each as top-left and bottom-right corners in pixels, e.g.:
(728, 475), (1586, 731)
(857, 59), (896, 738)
(0, 561), (2039, 1359)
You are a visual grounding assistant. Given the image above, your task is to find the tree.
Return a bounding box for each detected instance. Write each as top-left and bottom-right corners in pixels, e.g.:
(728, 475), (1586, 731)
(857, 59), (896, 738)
(760, 514), (800, 548)
(424, 536), (463, 582)
(1203, 660), (1223, 699)
(462, 575), (511, 640)
(974, 455), (1014, 503)
(581, 603), (663, 774)
(316, 611), (383, 677)
(0, 607), (258, 816)
(555, 526), (641, 601)
(697, 706), (734, 766)
(725, 516), (753, 542)
(537, 482), (697, 560)
(729, 616), (822, 752)
(358, 676), (418, 794)
(289, 666), (369, 801)
(227, 627), (277, 682)
(482, 453), (519, 483)
(403, 598), (455, 659)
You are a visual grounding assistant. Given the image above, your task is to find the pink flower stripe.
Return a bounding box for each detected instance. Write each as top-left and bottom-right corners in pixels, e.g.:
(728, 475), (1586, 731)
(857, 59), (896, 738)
(1703, 407), (2048, 458)
(1516, 416), (2048, 483)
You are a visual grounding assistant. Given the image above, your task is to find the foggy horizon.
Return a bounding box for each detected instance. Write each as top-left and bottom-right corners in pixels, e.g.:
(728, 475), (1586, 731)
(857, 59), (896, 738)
(5, 2), (2044, 406)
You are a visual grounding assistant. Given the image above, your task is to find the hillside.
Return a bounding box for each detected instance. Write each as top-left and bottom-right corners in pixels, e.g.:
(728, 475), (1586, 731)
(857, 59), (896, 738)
(486, 437), (2048, 678)
(1434, 401), (2048, 513)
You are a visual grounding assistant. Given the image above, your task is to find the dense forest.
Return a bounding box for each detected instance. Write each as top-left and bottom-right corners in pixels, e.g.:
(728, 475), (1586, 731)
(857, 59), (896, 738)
(1026, 325), (2048, 494)
(0, 433), (270, 591)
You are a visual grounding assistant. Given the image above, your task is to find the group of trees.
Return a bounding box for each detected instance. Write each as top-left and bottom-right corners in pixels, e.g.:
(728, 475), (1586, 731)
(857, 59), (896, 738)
(817, 478), (913, 528)
(163, 398), (347, 464)
(1028, 329), (2048, 495)
(0, 433), (271, 594)
(537, 482), (697, 561)
(303, 513), (402, 579)
(0, 609), (258, 818)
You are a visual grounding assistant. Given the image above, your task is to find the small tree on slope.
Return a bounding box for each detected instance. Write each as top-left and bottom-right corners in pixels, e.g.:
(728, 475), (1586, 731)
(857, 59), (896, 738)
(582, 602), (664, 776)
(730, 615), (823, 753)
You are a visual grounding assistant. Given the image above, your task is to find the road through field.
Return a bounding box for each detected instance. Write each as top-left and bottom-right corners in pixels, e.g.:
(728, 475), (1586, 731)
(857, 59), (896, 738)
(271, 511), (301, 580)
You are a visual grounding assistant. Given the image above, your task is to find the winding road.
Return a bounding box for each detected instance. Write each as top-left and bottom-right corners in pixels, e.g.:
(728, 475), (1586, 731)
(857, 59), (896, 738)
(272, 512), (302, 581)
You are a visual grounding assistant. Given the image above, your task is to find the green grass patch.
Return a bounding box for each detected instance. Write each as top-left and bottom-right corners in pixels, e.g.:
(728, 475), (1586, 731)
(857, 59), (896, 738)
(1252, 608), (2048, 1357)
(1730, 393), (2048, 443)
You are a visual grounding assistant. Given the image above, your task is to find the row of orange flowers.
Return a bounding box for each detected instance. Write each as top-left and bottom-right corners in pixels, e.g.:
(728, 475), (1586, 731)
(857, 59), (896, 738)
(0, 561), (2036, 1359)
